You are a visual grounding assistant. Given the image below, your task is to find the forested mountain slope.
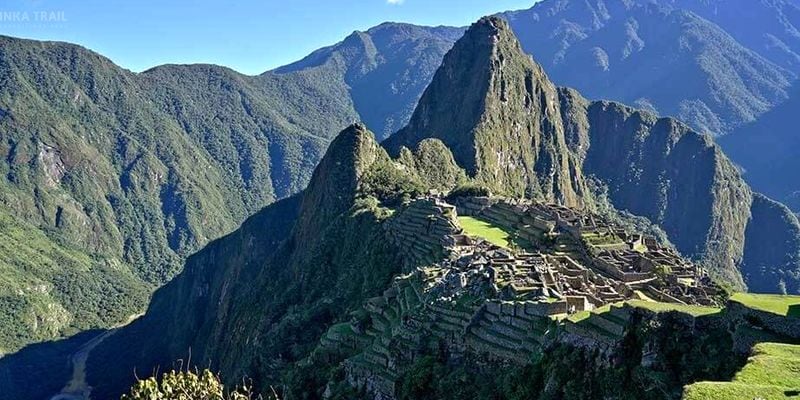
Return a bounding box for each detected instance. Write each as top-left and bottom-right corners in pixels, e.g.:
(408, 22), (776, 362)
(0, 23), (458, 353)
(500, 0), (798, 136)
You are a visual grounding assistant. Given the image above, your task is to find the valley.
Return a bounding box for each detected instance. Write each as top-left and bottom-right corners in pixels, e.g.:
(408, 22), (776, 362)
(49, 313), (141, 400)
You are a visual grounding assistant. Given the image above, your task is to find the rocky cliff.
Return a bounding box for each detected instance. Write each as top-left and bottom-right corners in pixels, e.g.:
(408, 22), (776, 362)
(384, 17), (588, 207)
(741, 194), (800, 294)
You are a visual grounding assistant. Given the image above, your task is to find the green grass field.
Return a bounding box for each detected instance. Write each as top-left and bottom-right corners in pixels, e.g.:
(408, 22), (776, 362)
(457, 216), (515, 248)
(730, 293), (800, 317)
(684, 342), (800, 400)
(735, 343), (800, 388)
(683, 382), (796, 400)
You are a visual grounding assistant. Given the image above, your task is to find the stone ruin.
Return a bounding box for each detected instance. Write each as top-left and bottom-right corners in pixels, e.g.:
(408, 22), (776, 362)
(384, 197), (460, 268)
(317, 195), (727, 400)
(451, 196), (722, 307)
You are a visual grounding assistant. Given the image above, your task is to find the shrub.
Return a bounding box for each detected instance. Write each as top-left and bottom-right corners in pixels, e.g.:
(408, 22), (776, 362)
(360, 161), (426, 206)
(445, 183), (492, 201)
(120, 368), (274, 400)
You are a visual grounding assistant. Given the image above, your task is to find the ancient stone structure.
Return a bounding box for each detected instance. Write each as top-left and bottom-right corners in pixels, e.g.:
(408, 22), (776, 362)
(317, 195), (730, 399)
(453, 196), (721, 306)
(385, 197), (461, 268)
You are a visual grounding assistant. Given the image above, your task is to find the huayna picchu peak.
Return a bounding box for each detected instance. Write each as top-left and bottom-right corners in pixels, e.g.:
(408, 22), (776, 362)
(2, 6), (800, 400)
(385, 17), (587, 208)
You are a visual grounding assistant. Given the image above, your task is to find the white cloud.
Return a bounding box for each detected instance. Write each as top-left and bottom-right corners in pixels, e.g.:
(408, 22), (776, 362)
(387, 0), (405, 5)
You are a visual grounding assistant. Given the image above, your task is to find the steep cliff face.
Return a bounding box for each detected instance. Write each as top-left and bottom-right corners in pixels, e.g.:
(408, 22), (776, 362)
(86, 125), (407, 397)
(582, 101), (753, 288)
(385, 17), (587, 207)
(741, 194), (800, 294)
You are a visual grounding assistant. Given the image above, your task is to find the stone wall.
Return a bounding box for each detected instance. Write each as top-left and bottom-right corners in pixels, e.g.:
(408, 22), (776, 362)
(386, 198), (460, 268)
(727, 300), (800, 341)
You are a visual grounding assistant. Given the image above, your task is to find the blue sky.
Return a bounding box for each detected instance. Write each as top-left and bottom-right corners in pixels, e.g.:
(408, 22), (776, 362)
(0, 0), (537, 75)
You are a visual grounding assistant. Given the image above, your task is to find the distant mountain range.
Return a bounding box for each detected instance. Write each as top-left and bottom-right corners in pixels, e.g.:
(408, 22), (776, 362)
(1, 0), (799, 358)
(501, 0), (799, 136)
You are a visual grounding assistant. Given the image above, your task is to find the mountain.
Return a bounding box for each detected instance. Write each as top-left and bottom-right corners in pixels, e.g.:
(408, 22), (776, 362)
(0, 23), (459, 353)
(0, 16), (787, 400)
(661, 0), (800, 71)
(275, 23), (464, 139)
(384, 17), (587, 207)
(387, 16), (798, 292)
(719, 85), (800, 212)
(83, 124), (411, 398)
(500, 0), (798, 136)
(6, 0), (800, 354)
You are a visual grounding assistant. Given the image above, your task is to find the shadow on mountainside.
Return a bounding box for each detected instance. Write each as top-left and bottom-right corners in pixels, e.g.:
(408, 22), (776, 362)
(789, 304), (800, 318)
(0, 330), (100, 400)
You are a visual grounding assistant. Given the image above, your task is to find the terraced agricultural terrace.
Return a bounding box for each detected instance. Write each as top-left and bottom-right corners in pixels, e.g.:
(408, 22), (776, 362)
(683, 294), (800, 399)
(296, 194), (800, 399)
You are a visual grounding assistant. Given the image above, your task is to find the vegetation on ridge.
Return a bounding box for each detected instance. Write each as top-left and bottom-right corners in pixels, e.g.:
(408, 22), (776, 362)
(0, 21), (459, 352)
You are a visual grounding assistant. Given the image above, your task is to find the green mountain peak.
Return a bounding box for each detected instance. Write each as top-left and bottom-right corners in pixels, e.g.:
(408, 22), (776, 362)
(385, 16), (586, 207)
(293, 123), (386, 242)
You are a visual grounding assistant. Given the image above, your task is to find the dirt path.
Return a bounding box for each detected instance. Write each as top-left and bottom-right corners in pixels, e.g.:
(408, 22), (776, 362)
(50, 314), (142, 400)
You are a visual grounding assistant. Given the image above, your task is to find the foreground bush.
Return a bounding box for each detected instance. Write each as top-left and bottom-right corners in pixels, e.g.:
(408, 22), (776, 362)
(120, 368), (273, 400)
